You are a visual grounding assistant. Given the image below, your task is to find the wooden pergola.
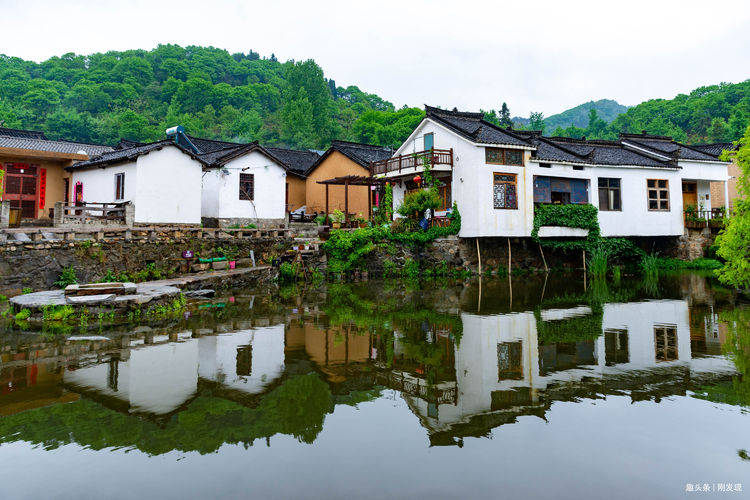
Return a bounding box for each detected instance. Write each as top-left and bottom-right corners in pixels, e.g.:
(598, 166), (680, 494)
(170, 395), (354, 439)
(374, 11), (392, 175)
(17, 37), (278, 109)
(316, 175), (386, 224)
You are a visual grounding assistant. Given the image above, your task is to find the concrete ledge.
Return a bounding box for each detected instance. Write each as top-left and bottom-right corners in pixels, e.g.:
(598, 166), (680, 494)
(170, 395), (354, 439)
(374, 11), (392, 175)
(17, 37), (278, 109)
(537, 226), (589, 238)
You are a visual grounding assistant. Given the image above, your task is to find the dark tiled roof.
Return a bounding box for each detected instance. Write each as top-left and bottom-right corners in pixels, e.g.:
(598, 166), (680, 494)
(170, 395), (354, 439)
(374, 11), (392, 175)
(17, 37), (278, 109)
(331, 140), (393, 166)
(619, 134), (721, 161)
(265, 147), (320, 176)
(115, 139), (145, 150)
(0, 127), (112, 157)
(425, 106), (532, 147)
(0, 127), (47, 139)
(66, 140), (207, 171)
(690, 143), (734, 157)
(533, 137), (673, 168)
(187, 135), (242, 154)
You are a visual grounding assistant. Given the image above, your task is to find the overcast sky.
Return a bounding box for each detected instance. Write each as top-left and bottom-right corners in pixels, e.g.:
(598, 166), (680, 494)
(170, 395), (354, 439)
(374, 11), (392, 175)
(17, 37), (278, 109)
(2, 0), (749, 117)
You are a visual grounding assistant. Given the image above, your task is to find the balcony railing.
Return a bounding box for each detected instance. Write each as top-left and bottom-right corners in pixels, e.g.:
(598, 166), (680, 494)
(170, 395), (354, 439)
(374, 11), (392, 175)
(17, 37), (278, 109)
(684, 208), (726, 229)
(370, 148), (453, 176)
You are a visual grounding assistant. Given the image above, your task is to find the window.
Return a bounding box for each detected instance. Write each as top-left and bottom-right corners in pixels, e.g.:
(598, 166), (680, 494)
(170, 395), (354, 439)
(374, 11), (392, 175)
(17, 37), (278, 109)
(485, 147), (524, 166)
(647, 179), (669, 211)
(604, 329), (629, 366)
(423, 132), (434, 151)
(493, 173), (517, 209)
(239, 173), (254, 200)
(598, 178), (621, 211)
(497, 341), (523, 380)
(654, 324), (678, 362)
(114, 173), (125, 200)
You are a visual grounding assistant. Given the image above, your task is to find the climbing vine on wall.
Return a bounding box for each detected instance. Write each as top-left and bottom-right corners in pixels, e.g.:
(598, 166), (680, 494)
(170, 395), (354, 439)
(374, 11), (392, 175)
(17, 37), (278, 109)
(531, 203), (644, 260)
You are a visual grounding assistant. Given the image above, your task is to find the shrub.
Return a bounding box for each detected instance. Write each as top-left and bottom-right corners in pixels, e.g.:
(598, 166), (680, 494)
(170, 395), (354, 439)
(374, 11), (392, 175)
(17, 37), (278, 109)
(279, 262), (300, 282)
(54, 267), (78, 288)
(641, 253), (661, 276)
(15, 309), (30, 320)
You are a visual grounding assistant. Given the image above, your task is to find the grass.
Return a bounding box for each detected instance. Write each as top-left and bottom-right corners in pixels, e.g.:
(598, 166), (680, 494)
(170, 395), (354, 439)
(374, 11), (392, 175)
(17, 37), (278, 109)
(587, 247), (609, 278)
(641, 253), (662, 277)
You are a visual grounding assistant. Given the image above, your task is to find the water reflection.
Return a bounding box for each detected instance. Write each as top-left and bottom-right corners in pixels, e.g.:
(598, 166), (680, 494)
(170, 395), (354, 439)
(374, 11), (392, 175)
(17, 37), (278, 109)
(0, 274), (746, 456)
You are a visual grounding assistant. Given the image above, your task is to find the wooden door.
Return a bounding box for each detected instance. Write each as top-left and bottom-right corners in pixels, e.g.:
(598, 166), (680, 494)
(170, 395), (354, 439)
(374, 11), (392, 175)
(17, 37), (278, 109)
(4, 163), (38, 219)
(682, 181), (697, 209)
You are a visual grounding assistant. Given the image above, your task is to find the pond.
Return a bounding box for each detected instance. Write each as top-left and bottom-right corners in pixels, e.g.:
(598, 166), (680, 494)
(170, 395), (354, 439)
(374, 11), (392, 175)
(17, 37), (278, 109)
(0, 273), (747, 499)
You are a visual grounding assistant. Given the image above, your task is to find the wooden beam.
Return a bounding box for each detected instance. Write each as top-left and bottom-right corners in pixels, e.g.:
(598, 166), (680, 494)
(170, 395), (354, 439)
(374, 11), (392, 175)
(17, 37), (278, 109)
(325, 184), (329, 225)
(344, 179), (349, 223)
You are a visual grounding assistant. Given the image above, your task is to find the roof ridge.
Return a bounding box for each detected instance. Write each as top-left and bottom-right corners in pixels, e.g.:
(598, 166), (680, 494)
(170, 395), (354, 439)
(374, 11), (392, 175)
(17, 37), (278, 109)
(331, 139), (391, 149)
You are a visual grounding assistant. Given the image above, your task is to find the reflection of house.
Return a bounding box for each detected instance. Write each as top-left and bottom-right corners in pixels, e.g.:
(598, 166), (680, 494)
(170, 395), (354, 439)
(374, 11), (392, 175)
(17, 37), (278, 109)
(411, 299), (735, 438)
(0, 126), (111, 221)
(63, 325), (287, 416)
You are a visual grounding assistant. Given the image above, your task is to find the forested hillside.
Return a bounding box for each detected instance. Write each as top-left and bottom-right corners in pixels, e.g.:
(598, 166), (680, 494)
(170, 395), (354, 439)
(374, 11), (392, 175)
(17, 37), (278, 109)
(0, 44), (748, 149)
(510, 99), (627, 130)
(545, 81), (750, 143)
(0, 44), (424, 149)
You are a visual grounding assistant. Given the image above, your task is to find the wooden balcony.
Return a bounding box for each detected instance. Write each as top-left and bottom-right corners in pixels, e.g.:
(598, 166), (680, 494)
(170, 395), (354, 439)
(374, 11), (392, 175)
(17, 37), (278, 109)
(370, 148), (453, 176)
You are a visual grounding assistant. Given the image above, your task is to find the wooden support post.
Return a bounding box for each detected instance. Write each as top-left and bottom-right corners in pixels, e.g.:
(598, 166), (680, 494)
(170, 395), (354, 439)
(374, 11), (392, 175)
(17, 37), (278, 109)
(582, 250), (587, 274)
(507, 237), (512, 274)
(538, 243), (548, 273)
(325, 184), (329, 225)
(367, 186), (372, 221)
(476, 237), (482, 275)
(344, 179), (349, 225)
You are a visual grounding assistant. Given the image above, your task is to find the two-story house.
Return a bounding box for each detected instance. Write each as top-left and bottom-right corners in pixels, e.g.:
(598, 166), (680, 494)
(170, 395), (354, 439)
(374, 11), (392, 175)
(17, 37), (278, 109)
(372, 106), (730, 239)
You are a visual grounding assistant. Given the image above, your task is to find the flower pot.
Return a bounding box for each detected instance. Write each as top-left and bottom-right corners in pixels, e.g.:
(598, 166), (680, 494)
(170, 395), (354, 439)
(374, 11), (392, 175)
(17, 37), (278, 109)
(332, 222), (341, 229)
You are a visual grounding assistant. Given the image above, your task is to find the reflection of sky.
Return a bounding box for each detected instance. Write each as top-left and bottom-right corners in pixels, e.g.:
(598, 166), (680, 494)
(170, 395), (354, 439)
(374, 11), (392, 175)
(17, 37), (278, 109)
(0, 393), (746, 500)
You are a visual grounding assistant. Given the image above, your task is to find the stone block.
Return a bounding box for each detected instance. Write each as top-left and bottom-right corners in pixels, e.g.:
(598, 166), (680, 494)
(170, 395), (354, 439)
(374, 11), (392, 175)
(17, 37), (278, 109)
(212, 260), (228, 270)
(191, 262), (211, 272)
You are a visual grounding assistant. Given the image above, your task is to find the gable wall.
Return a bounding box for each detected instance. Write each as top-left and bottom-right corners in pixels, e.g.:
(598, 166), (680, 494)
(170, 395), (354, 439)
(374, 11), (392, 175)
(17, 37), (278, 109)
(306, 150), (371, 216)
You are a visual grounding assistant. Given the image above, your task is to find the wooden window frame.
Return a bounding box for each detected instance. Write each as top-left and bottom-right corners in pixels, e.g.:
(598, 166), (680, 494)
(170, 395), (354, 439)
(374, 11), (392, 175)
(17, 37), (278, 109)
(114, 173), (125, 200)
(239, 173), (254, 201)
(485, 147), (524, 167)
(493, 172), (518, 210)
(598, 177), (621, 212)
(647, 178), (670, 211)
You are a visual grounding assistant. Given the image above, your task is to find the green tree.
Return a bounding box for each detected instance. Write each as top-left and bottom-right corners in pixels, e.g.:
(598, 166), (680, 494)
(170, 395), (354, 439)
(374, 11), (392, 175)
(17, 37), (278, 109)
(499, 102), (513, 127)
(529, 111), (545, 133)
(715, 126), (750, 289)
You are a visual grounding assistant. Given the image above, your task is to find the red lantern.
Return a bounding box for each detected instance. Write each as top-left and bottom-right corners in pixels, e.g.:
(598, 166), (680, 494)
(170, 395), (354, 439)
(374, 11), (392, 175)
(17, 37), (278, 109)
(413, 175), (422, 185)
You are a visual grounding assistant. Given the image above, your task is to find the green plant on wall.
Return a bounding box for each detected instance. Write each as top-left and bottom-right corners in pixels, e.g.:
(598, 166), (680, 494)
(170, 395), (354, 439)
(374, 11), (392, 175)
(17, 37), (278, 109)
(54, 267), (78, 289)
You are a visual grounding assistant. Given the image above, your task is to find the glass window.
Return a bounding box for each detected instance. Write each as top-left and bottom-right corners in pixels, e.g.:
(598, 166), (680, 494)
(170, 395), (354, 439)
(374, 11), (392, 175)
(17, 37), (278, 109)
(493, 173), (517, 209)
(647, 179), (669, 211)
(485, 147), (524, 166)
(114, 173), (125, 200)
(598, 177), (621, 211)
(239, 173), (254, 201)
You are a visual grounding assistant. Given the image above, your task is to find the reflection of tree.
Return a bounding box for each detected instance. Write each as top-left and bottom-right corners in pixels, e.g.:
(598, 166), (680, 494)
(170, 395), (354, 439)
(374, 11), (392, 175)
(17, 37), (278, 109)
(693, 307), (750, 407)
(0, 373), (332, 455)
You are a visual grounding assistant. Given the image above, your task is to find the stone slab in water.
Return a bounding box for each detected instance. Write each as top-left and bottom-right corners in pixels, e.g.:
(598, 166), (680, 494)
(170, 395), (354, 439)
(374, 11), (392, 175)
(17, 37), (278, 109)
(10, 290), (67, 309)
(65, 282), (137, 296)
(183, 289), (215, 298)
(66, 294), (117, 305)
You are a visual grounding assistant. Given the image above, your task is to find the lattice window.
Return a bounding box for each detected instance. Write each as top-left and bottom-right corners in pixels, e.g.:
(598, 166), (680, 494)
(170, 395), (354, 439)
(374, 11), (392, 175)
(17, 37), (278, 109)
(114, 173), (125, 200)
(647, 179), (670, 211)
(493, 173), (517, 209)
(497, 341), (523, 380)
(239, 173), (254, 201)
(654, 324), (678, 361)
(485, 147), (524, 166)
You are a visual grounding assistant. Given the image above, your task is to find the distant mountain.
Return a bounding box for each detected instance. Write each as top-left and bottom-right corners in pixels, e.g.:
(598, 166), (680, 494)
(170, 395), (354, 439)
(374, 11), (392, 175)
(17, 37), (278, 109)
(512, 99), (628, 130)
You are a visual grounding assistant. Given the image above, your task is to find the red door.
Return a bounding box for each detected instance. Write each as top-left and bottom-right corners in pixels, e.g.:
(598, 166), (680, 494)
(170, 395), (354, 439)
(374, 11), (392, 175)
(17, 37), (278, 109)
(4, 163), (38, 219)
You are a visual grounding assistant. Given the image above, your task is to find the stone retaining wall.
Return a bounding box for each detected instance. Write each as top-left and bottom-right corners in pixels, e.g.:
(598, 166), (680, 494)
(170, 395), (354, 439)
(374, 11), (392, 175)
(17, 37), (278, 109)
(0, 236), (294, 294)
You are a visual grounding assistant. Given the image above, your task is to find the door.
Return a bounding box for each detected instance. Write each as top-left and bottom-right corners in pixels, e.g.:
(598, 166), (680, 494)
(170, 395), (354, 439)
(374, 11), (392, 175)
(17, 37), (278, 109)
(423, 133), (434, 152)
(682, 181), (697, 209)
(4, 163), (38, 219)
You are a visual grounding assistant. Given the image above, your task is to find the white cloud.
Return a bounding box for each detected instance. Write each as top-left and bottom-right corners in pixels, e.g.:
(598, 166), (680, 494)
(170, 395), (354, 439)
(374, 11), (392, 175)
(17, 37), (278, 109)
(1, 0), (748, 117)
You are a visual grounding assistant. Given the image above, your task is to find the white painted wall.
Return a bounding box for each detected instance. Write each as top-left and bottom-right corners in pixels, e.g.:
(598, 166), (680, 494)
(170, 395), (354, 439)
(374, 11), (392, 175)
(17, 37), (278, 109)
(70, 162), (137, 205)
(201, 150), (287, 220)
(134, 147), (202, 224)
(64, 339), (199, 415)
(70, 145), (203, 225)
(197, 325), (285, 394)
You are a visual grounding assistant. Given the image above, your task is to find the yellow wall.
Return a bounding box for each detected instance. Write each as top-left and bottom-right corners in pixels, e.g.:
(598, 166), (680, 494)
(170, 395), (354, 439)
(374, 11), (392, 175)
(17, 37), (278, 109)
(710, 161), (742, 211)
(305, 151), (372, 218)
(286, 174), (306, 212)
(0, 155), (72, 220)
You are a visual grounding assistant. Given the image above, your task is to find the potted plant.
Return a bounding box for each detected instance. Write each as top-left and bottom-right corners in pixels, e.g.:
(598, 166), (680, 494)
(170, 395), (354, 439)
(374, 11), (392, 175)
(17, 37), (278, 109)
(356, 213), (367, 228)
(330, 210), (345, 229)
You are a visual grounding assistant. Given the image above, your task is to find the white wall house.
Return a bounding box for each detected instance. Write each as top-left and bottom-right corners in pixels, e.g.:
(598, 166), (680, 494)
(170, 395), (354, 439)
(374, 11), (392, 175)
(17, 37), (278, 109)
(202, 148), (289, 227)
(377, 106), (730, 238)
(67, 141), (205, 225)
